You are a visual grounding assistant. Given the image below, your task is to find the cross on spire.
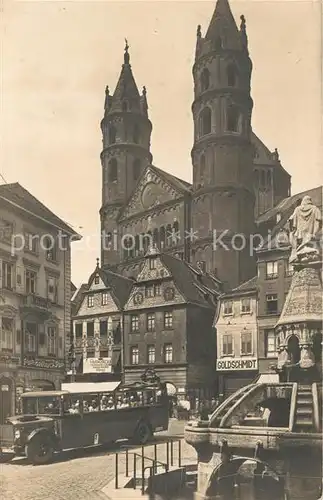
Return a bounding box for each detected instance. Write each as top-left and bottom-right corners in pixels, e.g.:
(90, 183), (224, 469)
(124, 38), (130, 64)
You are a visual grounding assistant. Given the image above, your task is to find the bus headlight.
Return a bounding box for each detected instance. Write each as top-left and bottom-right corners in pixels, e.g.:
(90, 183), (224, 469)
(14, 429), (21, 440)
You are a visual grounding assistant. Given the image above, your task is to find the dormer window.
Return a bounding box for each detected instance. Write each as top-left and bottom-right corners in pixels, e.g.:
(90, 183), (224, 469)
(214, 36), (222, 50)
(223, 300), (233, 315)
(122, 101), (128, 112)
(94, 275), (100, 284)
(276, 213), (281, 223)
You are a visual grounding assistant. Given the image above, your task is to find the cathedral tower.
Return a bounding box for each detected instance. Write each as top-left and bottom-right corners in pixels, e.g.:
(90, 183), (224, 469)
(191, 0), (256, 288)
(100, 42), (153, 266)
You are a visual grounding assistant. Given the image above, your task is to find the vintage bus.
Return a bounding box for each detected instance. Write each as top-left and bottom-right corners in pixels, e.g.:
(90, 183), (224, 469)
(4, 380), (169, 465)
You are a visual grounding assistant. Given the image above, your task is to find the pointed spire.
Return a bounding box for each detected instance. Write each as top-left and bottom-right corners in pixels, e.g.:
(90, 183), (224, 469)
(205, 0), (242, 50)
(108, 41), (142, 114)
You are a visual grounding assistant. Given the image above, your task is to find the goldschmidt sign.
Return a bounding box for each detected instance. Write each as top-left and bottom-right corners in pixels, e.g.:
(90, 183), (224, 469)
(216, 357), (258, 371)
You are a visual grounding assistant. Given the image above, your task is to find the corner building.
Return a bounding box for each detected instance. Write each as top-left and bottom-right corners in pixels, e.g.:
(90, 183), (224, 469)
(100, 0), (291, 291)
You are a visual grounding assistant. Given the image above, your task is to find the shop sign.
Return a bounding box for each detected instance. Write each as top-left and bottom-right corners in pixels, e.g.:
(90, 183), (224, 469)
(83, 357), (112, 374)
(216, 357), (258, 371)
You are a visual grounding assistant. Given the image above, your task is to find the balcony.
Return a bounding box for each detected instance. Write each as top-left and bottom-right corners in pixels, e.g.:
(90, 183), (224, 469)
(20, 294), (51, 318)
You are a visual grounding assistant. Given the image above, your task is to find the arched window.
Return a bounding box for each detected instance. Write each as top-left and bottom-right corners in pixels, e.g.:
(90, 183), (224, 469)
(200, 154), (206, 179)
(227, 64), (237, 87)
(108, 158), (118, 182)
(133, 159), (141, 181)
(159, 226), (166, 249)
(122, 101), (128, 112)
(199, 107), (212, 136)
(109, 125), (116, 144)
(133, 124), (140, 144)
(227, 104), (240, 132)
(200, 68), (210, 92)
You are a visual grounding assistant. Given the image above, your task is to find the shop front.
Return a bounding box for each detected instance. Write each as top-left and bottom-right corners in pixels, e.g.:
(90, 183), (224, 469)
(216, 357), (259, 399)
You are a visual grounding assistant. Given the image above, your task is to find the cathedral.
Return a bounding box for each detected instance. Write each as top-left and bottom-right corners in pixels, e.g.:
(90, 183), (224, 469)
(100, 0), (291, 290)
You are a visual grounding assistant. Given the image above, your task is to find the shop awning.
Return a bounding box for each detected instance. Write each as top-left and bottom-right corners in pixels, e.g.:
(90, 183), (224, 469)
(61, 381), (121, 394)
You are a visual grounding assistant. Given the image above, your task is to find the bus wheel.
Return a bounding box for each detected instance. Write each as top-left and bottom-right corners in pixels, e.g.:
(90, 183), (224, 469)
(26, 436), (54, 465)
(133, 421), (152, 445)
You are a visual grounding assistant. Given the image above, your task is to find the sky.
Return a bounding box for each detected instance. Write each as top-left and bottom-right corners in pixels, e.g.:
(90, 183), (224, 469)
(1, 0), (322, 287)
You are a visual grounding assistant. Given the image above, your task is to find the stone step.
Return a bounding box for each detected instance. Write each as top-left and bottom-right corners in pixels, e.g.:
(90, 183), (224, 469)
(296, 407), (312, 415)
(297, 398), (312, 405)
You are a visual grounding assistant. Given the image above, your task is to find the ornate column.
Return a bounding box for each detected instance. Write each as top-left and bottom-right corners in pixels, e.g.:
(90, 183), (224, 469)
(94, 318), (100, 358)
(82, 321), (87, 360)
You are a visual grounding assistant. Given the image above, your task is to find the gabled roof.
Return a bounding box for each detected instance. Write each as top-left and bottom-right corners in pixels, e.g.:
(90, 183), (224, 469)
(71, 283), (89, 315)
(88, 267), (134, 309)
(151, 165), (191, 193)
(0, 182), (81, 237)
(233, 275), (257, 292)
(160, 254), (218, 308)
(118, 164), (191, 221)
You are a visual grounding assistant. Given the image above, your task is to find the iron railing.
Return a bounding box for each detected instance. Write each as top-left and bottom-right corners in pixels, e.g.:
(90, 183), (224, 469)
(114, 438), (182, 495)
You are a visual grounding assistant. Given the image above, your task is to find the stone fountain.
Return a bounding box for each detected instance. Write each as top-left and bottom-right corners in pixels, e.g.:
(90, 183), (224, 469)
(185, 196), (322, 500)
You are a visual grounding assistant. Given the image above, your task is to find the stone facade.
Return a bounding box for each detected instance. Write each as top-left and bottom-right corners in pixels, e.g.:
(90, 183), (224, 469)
(215, 277), (258, 397)
(100, 2), (291, 291)
(0, 182), (80, 422)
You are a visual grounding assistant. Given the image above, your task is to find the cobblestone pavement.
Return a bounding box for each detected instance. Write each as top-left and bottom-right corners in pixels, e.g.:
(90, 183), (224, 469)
(0, 420), (196, 500)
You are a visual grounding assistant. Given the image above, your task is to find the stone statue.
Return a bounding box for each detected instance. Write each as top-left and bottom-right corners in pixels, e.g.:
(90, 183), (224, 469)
(289, 196), (322, 263)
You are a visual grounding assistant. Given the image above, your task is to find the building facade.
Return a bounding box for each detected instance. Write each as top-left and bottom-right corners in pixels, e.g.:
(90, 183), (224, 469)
(123, 246), (221, 401)
(71, 263), (133, 381)
(0, 182), (80, 424)
(100, 0), (291, 291)
(215, 277), (258, 397)
(214, 185), (322, 395)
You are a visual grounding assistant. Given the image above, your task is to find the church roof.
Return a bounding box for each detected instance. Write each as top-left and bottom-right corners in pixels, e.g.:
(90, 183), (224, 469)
(150, 165), (191, 193)
(257, 186), (322, 226)
(0, 182), (81, 237)
(256, 185), (322, 252)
